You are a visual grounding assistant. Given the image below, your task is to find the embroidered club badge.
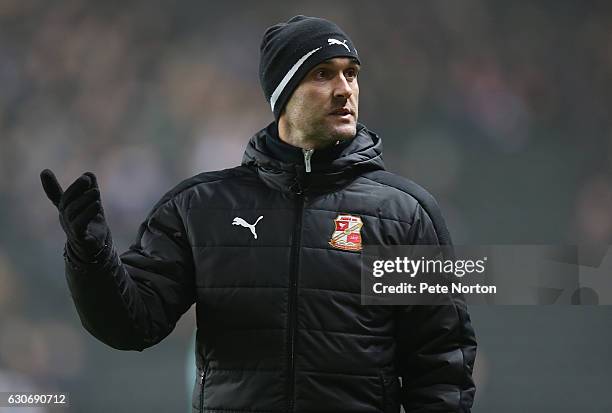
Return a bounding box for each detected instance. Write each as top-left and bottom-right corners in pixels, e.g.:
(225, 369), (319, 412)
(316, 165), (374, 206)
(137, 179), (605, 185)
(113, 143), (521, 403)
(329, 214), (363, 251)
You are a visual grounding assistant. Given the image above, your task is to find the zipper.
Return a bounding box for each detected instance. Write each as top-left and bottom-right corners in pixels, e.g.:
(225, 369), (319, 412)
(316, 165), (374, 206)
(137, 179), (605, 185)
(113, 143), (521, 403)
(199, 364), (207, 412)
(287, 188), (305, 412)
(286, 149), (310, 411)
(302, 148), (314, 173)
(378, 371), (387, 412)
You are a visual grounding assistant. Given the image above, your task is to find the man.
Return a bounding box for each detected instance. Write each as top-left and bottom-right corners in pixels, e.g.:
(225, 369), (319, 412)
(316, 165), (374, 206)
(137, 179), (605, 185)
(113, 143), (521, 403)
(41, 16), (476, 412)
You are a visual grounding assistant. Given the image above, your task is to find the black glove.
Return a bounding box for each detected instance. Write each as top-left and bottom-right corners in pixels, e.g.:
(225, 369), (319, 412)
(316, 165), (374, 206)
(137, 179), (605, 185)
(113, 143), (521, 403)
(40, 169), (112, 265)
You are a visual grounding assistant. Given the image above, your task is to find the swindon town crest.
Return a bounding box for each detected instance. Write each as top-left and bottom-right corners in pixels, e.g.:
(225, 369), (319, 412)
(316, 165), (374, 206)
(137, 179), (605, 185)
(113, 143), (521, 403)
(329, 214), (363, 251)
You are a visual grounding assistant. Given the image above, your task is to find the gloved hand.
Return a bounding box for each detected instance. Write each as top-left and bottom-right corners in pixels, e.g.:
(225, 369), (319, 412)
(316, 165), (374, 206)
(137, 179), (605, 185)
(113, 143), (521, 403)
(40, 169), (111, 265)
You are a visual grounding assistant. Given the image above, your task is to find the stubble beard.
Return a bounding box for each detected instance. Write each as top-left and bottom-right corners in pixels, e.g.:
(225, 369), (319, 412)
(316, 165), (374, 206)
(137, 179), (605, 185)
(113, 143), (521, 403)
(305, 115), (357, 148)
(281, 106), (357, 149)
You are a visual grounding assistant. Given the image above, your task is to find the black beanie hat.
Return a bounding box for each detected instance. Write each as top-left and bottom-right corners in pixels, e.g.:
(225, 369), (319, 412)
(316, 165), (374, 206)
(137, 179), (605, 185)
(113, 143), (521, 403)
(259, 15), (360, 121)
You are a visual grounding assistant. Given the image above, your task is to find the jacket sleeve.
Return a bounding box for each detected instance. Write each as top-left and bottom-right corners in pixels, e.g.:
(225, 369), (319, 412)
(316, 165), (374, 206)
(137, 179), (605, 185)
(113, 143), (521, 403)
(64, 194), (196, 351)
(396, 204), (477, 412)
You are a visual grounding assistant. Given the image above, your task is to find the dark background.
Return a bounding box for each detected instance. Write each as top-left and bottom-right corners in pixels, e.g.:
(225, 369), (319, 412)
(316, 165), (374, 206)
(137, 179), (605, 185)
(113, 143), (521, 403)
(1, 1), (611, 412)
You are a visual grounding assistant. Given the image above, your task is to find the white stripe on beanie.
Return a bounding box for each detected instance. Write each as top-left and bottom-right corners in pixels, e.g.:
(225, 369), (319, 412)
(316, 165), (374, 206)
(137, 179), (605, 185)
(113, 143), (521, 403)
(270, 46), (322, 112)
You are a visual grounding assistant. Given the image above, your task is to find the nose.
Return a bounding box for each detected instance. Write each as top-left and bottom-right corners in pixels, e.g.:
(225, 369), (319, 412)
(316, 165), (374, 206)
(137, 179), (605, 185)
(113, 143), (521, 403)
(333, 73), (352, 99)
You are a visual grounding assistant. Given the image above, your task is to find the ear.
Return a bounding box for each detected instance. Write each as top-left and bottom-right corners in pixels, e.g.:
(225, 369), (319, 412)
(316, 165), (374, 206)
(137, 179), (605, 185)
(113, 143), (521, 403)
(277, 109), (290, 142)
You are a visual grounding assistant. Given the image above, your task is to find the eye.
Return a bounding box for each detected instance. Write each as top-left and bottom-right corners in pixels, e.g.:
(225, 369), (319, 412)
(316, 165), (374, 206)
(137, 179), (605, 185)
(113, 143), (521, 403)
(345, 68), (358, 80)
(314, 69), (328, 79)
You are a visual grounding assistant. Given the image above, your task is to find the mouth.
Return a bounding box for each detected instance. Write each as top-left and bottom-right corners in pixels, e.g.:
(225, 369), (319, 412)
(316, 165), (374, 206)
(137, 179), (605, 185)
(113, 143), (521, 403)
(329, 107), (354, 117)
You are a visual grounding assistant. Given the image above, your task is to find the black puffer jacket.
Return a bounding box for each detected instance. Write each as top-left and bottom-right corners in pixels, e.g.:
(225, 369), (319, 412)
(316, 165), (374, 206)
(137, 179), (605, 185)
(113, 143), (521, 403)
(64, 122), (477, 412)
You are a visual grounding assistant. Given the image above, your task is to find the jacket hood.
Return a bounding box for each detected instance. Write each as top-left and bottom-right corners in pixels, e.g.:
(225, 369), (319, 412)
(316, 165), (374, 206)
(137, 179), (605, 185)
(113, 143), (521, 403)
(241, 122), (385, 194)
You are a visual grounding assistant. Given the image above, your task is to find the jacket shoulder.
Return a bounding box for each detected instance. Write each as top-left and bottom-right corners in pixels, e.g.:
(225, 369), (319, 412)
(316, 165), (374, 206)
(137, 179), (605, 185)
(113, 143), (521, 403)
(360, 170), (437, 207)
(149, 166), (254, 212)
(360, 170), (453, 245)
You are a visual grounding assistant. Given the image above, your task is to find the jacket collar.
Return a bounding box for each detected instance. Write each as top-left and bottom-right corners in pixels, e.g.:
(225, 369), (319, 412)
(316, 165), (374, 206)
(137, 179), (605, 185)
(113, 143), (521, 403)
(241, 121), (385, 195)
(263, 122), (353, 165)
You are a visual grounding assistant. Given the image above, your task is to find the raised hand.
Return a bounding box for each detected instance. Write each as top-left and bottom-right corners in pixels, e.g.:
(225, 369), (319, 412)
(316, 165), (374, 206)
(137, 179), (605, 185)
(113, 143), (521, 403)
(41, 169), (110, 262)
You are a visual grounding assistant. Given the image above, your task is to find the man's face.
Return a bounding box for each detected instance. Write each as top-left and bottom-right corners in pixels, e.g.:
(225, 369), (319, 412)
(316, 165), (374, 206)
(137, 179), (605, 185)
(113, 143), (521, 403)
(280, 57), (360, 148)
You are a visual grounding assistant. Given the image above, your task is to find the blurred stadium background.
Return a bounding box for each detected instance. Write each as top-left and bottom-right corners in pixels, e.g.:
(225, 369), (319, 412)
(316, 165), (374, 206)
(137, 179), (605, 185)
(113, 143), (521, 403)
(1, 1), (612, 411)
